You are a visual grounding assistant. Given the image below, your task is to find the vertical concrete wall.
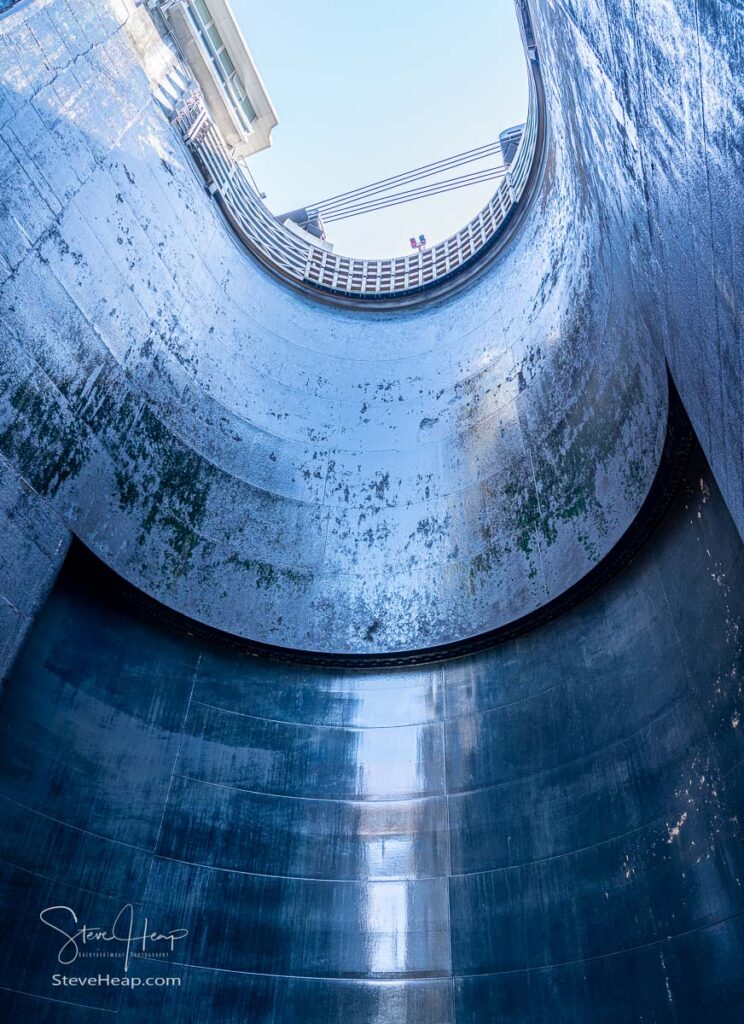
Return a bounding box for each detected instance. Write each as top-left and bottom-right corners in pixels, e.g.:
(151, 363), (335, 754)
(0, 0), (741, 1019)
(531, 0), (743, 535)
(0, 3), (739, 655)
(0, 0), (675, 654)
(0, 0), (739, 656)
(0, 457), (69, 687)
(0, 450), (741, 1022)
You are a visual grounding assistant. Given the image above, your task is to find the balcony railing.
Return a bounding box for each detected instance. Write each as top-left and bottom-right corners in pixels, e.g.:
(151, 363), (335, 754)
(172, 52), (540, 301)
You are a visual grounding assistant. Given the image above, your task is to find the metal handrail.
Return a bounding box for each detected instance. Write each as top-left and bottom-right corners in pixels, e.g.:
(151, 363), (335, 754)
(172, 38), (540, 301)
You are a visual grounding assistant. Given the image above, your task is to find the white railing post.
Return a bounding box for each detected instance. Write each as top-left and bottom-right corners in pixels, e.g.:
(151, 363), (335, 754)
(169, 56), (539, 299)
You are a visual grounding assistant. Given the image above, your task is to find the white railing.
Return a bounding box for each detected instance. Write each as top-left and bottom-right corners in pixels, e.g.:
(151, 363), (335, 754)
(173, 68), (539, 300)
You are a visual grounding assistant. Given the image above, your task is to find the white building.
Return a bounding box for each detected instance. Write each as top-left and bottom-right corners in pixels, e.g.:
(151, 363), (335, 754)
(153, 0), (278, 158)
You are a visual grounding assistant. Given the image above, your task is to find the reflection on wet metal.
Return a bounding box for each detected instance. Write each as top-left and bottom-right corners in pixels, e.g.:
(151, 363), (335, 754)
(1, 455), (743, 1020)
(365, 882), (408, 974)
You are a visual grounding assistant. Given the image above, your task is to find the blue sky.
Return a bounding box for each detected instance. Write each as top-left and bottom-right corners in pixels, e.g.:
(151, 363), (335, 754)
(231, 0), (528, 257)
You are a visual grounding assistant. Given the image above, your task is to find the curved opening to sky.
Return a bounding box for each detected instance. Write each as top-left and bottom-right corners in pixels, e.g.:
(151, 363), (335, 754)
(233, 0), (528, 259)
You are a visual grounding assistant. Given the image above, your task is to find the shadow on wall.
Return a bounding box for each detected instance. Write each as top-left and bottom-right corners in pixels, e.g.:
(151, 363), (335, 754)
(0, 442), (741, 1021)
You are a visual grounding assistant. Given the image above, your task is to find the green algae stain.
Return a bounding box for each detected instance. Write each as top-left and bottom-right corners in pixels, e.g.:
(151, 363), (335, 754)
(0, 379), (88, 498)
(226, 552), (313, 592)
(525, 360), (654, 562)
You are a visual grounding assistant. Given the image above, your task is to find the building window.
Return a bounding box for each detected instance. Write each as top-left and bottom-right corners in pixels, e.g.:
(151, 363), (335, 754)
(187, 0), (258, 131)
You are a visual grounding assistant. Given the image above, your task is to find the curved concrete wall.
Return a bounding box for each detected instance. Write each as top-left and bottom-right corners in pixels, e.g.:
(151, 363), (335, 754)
(0, 0), (675, 654)
(0, 450), (741, 1021)
(0, 1), (741, 1017)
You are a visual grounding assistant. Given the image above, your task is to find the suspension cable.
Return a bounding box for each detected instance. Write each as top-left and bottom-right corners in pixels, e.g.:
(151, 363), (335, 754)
(308, 140), (505, 216)
(322, 166), (507, 223)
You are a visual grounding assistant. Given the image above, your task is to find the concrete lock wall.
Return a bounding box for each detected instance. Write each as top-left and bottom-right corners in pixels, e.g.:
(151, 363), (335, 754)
(0, 0), (739, 659)
(0, 0), (741, 1020)
(0, 450), (742, 1022)
(0, 0), (675, 657)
